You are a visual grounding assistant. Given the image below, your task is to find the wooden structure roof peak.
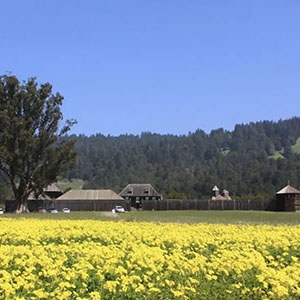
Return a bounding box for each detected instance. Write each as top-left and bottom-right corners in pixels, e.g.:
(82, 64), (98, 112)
(276, 185), (300, 195)
(212, 185), (219, 191)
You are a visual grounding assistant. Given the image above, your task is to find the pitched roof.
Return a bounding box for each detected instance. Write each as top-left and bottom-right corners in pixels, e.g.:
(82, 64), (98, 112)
(28, 193), (52, 200)
(212, 185), (219, 191)
(276, 185), (300, 194)
(44, 183), (62, 193)
(27, 183), (62, 200)
(119, 184), (161, 197)
(57, 189), (124, 200)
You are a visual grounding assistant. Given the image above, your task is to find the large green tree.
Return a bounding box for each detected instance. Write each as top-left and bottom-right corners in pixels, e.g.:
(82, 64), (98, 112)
(0, 75), (77, 213)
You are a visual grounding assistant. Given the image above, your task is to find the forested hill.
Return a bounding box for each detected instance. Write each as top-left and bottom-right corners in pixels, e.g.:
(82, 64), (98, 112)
(67, 117), (300, 199)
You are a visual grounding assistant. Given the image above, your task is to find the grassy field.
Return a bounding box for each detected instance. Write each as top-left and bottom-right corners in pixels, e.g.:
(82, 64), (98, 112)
(2, 210), (300, 224)
(292, 137), (300, 154)
(268, 149), (285, 160)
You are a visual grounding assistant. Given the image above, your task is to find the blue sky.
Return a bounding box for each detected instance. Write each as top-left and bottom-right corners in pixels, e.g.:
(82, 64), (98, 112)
(0, 1), (299, 136)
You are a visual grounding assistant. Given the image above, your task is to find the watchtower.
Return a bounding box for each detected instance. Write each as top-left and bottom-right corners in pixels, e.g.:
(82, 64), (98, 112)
(276, 185), (300, 212)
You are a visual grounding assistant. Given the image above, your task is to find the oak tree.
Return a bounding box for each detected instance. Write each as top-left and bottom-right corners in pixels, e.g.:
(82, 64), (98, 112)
(0, 75), (77, 212)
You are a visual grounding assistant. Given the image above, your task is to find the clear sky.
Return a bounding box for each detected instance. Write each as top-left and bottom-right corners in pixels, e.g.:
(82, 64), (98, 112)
(0, 1), (299, 136)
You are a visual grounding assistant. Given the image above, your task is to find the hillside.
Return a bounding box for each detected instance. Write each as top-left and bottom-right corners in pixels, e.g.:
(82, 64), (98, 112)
(292, 137), (300, 154)
(65, 117), (300, 199)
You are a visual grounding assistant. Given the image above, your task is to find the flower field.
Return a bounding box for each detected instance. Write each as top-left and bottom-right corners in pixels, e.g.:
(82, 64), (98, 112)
(0, 219), (299, 300)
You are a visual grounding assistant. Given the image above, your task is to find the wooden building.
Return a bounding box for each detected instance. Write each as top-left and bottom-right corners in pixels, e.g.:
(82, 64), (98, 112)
(54, 189), (129, 211)
(276, 185), (300, 212)
(211, 185), (232, 200)
(119, 184), (162, 209)
(28, 183), (63, 200)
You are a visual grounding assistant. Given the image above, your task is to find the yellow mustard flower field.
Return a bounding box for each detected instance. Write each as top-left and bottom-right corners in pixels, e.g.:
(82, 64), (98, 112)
(0, 219), (299, 300)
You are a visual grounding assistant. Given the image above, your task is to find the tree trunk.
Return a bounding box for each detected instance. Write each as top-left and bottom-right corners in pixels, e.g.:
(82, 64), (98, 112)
(15, 179), (30, 213)
(16, 199), (29, 213)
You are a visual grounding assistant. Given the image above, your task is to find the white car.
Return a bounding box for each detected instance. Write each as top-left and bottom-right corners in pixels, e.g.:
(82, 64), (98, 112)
(114, 206), (125, 213)
(50, 209), (58, 213)
(0, 208), (4, 214)
(62, 208), (70, 213)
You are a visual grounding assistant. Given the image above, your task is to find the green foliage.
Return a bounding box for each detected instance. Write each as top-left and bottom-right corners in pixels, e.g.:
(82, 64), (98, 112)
(65, 118), (300, 199)
(0, 75), (77, 212)
(0, 183), (14, 201)
(269, 149), (285, 160)
(57, 178), (85, 192)
(291, 137), (300, 154)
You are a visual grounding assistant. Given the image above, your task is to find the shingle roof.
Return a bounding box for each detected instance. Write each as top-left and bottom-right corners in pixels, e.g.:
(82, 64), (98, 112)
(57, 189), (124, 200)
(119, 184), (161, 197)
(276, 185), (300, 194)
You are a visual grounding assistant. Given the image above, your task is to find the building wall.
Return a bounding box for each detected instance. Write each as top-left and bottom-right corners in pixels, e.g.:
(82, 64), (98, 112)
(284, 194), (300, 212)
(276, 194), (300, 212)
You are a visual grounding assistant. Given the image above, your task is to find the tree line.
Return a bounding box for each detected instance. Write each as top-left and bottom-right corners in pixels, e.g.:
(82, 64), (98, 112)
(66, 117), (300, 199)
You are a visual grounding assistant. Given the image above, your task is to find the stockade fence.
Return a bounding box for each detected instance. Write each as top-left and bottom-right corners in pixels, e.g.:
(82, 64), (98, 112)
(5, 199), (130, 212)
(5, 198), (277, 212)
(142, 198), (277, 211)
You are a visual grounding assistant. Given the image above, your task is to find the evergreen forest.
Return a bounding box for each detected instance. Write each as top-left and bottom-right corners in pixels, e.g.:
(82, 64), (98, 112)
(65, 117), (300, 199)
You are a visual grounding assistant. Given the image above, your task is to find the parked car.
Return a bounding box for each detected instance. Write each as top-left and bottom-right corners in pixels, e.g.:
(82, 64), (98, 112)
(62, 208), (70, 213)
(50, 208), (58, 213)
(114, 205), (125, 213)
(37, 207), (47, 213)
(0, 208), (4, 214)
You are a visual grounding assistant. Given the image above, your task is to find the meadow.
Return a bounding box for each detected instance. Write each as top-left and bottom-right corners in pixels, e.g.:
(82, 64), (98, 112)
(2, 210), (300, 225)
(0, 218), (300, 299)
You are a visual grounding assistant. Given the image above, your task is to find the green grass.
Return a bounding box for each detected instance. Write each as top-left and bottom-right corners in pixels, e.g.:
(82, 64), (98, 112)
(119, 210), (300, 224)
(2, 210), (300, 224)
(269, 149), (285, 160)
(291, 137), (300, 154)
(56, 178), (85, 192)
(1, 211), (115, 221)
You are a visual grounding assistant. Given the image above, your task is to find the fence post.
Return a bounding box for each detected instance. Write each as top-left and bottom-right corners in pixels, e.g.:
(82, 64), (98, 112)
(222, 200), (224, 210)
(248, 199), (250, 210)
(208, 199), (210, 210)
(233, 199), (236, 210)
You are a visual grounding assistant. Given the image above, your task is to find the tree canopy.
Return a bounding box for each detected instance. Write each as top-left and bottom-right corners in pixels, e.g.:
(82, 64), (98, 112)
(66, 118), (300, 199)
(0, 75), (77, 212)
